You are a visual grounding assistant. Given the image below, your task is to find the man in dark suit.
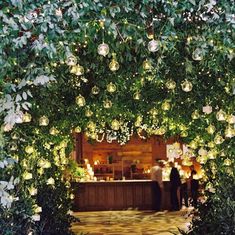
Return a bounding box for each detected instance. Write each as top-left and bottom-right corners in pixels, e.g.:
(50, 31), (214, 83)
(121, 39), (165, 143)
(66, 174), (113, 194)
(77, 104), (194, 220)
(169, 162), (181, 211)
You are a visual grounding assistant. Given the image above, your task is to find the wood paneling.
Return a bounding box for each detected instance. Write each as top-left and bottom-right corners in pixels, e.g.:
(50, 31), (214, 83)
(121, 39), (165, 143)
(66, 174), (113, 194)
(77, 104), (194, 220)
(73, 181), (171, 211)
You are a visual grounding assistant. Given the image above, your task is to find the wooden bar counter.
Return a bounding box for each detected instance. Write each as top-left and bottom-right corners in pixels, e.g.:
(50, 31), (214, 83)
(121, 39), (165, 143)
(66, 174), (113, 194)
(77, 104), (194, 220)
(73, 180), (171, 211)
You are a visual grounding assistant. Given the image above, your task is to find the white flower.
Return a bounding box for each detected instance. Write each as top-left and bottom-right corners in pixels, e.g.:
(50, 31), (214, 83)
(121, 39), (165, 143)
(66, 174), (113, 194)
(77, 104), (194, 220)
(34, 205), (42, 213)
(32, 214), (40, 221)
(203, 105), (212, 114)
(47, 177), (55, 185)
(29, 187), (37, 196)
(23, 172), (33, 180)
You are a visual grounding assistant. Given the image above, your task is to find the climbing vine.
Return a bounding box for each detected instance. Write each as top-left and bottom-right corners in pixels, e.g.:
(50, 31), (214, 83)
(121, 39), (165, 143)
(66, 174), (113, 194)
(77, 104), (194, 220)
(0, 0), (234, 234)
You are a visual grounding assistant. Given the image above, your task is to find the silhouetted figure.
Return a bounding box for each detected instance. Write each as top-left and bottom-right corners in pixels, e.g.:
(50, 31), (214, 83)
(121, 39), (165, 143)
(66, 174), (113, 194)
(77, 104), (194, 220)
(180, 178), (189, 208)
(169, 162), (181, 211)
(190, 166), (199, 208)
(151, 160), (163, 211)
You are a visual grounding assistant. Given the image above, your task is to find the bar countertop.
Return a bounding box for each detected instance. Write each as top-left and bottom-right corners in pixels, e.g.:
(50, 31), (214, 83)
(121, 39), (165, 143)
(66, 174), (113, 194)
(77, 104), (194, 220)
(77, 179), (153, 183)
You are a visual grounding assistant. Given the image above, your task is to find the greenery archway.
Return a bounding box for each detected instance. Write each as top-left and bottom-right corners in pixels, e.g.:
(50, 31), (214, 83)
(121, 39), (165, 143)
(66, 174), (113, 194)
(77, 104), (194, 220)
(0, 0), (234, 234)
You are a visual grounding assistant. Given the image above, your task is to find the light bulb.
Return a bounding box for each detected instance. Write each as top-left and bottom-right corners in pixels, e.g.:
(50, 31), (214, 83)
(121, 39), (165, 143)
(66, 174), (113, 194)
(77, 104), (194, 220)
(87, 121), (96, 132)
(166, 79), (176, 90)
(107, 82), (116, 93)
(225, 125), (234, 138)
(162, 101), (171, 111)
(216, 110), (226, 121)
(76, 95), (86, 107)
(226, 114), (235, 124)
(143, 60), (152, 70)
(214, 134), (224, 144)
(75, 64), (84, 76)
(39, 116), (49, 126)
(109, 59), (119, 71)
(49, 127), (59, 135)
(11, 132), (19, 140)
(23, 113), (32, 122)
(192, 48), (203, 61)
(148, 39), (159, 52)
(224, 158), (231, 166)
(97, 43), (109, 56)
(85, 109), (93, 117)
(9, 142), (17, 151)
(74, 126), (81, 133)
(91, 86), (100, 95)
(181, 80), (193, 92)
(103, 99), (112, 108)
(206, 125), (216, 134)
(25, 146), (34, 154)
(111, 119), (120, 130)
(133, 92), (141, 100)
(66, 55), (77, 66)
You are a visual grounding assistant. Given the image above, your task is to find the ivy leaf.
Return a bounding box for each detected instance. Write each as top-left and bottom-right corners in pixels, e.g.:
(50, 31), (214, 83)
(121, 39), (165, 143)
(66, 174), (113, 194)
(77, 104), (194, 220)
(169, 18), (175, 26)
(22, 92), (27, 100)
(189, 0), (196, 5)
(15, 94), (22, 102)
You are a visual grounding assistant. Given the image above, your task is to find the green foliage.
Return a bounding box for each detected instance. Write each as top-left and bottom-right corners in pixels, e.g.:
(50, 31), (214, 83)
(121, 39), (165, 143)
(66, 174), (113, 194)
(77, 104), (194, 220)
(36, 181), (77, 235)
(0, 0), (234, 234)
(68, 160), (86, 180)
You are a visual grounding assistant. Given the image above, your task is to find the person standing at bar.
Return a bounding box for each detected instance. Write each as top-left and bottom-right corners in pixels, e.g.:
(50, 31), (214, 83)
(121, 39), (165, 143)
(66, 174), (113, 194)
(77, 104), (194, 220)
(151, 160), (163, 211)
(190, 165), (199, 208)
(169, 161), (181, 211)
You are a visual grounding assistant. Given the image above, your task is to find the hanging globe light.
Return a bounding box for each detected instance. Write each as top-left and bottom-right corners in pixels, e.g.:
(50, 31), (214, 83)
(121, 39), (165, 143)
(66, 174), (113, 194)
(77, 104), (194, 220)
(49, 127), (59, 135)
(226, 114), (235, 124)
(198, 148), (208, 156)
(225, 125), (234, 138)
(189, 141), (197, 149)
(181, 131), (188, 137)
(224, 158), (232, 166)
(150, 108), (158, 116)
(208, 150), (217, 159)
(214, 134), (224, 144)
(192, 48), (204, 61)
(70, 66), (77, 74)
(143, 60), (152, 70)
(66, 55), (77, 66)
(11, 132), (19, 140)
(156, 127), (166, 135)
(148, 39), (159, 52)
(216, 109), (226, 121)
(107, 82), (116, 93)
(39, 116), (49, 126)
(162, 100), (171, 111)
(23, 112), (32, 123)
(133, 92), (141, 100)
(103, 99), (112, 108)
(208, 141), (215, 148)
(191, 110), (200, 120)
(87, 121), (96, 132)
(181, 80), (193, 92)
(206, 125), (216, 134)
(91, 86), (100, 95)
(109, 58), (119, 71)
(90, 132), (97, 140)
(166, 79), (176, 90)
(97, 43), (109, 56)
(75, 64), (84, 76)
(9, 142), (18, 151)
(85, 108), (93, 117)
(25, 145), (34, 154)
(76, 95), (86, 107)
(74, 126), (81, 133)
(111, 119), (120, 130)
